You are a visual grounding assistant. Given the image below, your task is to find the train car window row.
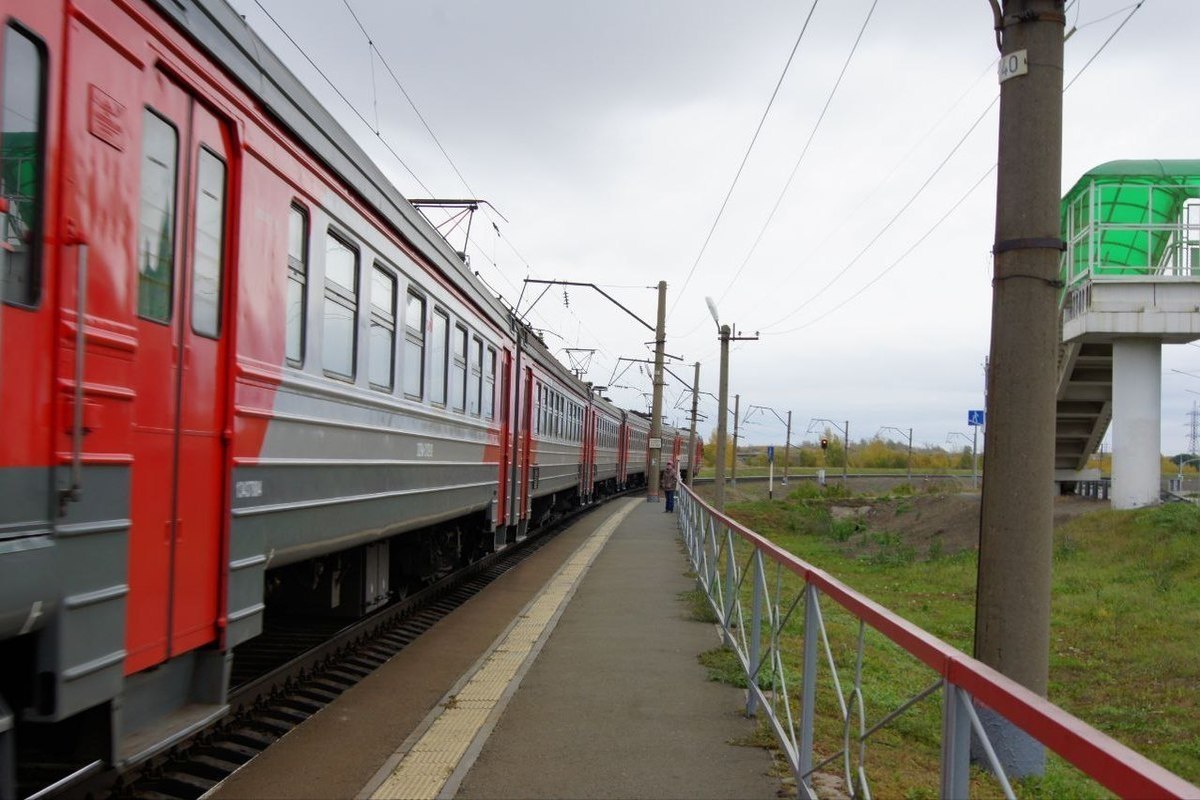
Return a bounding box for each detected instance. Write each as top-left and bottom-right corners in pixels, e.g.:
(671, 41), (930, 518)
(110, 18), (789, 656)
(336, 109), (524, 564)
(286, 205), (308, 365)
(599, 417), (618, 449)
(535, 384), (584, 442)
(282, 206), (498, 418)
(0, 23), (46, 308)
(137, 109), (179, 323)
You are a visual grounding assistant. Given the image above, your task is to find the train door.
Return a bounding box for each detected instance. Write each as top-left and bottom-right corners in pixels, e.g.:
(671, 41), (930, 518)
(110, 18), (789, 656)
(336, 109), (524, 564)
(517, 367), (533, 536)
(124, 73), (232, 672)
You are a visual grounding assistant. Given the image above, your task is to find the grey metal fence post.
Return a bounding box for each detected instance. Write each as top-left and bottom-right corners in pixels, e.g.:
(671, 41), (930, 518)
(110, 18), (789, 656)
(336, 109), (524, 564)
(700, 520), (710, 594)
(723, 529), (737, 632)
(747, 549), (765, 717)
(940, 682), (971, 800)
(800, 583), (819, 791)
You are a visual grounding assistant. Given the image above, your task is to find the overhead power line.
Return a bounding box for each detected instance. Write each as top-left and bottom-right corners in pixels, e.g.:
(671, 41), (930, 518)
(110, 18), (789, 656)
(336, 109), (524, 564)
(761, 0), (1147, 334)
(666, 0), (822, 321)
(714, 0), (879, 308)
(251, 0), (433, 195)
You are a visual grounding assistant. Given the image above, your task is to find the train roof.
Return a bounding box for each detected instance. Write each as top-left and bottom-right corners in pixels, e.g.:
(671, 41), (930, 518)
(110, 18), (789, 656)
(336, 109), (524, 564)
(149, 0), (620, 404)
(147, 0), (512, 331)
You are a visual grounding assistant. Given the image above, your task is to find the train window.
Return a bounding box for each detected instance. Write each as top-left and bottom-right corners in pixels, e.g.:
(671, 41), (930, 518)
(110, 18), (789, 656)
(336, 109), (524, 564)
(540, 388), (547, 437)
(286, 205), (308, 365)
(322, 232), (357, 379)
(191, 148), (226, 338)
(369, 265), (396, 391)
(430, 308), (448, 404)
(0, 25), (45, 307)
(451, 324), (467, 412)
(468, 336), (482, 416)
(484, 346), (496, 419)
(137, 110), (179, 322)
(403, 290), (424, 398)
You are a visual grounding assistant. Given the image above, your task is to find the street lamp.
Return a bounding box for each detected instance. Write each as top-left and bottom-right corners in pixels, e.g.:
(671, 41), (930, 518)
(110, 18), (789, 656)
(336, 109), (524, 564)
(877, 426), (914, 481)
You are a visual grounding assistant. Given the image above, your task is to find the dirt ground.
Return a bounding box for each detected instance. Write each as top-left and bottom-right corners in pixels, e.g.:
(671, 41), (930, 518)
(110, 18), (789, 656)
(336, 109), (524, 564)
(845, 491), (1099, 557)
(695, 477), (1102, 558)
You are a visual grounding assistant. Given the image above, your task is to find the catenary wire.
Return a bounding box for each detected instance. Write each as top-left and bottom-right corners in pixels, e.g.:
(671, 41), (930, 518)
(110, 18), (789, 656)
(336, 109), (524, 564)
(763, 0), (1147, 334)
(713, 0), (879, 308)
(665, 0), (822, 322)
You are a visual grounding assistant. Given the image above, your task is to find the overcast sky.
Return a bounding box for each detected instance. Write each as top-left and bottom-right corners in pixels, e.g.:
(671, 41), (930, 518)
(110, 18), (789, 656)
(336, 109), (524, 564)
(228, 0), (1200, 456)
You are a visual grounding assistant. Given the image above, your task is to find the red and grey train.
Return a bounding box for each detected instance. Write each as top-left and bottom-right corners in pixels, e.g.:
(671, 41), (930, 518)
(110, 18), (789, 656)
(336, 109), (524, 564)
(0, 0), (700, 790)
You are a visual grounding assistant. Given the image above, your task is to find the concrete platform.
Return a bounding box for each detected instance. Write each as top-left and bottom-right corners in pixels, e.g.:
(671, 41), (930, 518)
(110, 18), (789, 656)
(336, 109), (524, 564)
(447, 498), (778, 799)
(209, 498), (779, 800)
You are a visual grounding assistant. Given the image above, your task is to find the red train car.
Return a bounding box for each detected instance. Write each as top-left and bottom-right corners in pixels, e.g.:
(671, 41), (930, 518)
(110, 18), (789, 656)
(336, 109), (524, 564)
(0, 1), (679, 792)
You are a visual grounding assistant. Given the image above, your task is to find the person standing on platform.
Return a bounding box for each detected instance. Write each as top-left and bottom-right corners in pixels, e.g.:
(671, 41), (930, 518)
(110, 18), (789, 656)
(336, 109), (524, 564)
(662, 460), (678, 513)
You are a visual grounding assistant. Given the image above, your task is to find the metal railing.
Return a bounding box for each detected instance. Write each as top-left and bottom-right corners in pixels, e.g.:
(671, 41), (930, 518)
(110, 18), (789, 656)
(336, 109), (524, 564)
(677, 484), (1199, 799)
(1061, 183), (1200, 291)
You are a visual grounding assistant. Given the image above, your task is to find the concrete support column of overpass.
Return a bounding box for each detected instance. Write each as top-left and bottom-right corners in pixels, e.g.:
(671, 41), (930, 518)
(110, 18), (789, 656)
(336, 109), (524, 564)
(1111, 339), (1162, 509)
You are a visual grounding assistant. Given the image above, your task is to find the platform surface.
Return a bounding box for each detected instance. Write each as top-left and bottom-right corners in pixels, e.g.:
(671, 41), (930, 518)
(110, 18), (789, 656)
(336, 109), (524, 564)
(210, 498), (779, 800)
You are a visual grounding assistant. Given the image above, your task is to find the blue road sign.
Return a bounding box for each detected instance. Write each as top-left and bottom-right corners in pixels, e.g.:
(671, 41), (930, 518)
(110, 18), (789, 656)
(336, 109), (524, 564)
(968, 409), (985, 427)
(767, 446), (775, 462)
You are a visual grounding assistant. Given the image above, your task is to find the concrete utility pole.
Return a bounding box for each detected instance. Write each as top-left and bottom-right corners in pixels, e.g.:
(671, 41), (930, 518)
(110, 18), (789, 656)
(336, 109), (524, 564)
(686, 361), (700, 487)
(714, 325), (731, 511)
(731, 394), (740, 487)
(974, 0), (1064, 779)
(647, 280), (667, 502)
(706, 297), (758, 512)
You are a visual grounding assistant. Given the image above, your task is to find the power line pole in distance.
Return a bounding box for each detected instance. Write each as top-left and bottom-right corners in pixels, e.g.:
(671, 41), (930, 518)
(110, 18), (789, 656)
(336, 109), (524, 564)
(706, 298), (758, 512)
(647, 280), (667, 503)
(686, 361), (700, 487)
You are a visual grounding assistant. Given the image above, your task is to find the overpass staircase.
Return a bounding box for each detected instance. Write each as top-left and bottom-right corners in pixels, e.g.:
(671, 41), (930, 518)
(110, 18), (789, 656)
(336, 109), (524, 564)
(1056, 339), (1112, 474)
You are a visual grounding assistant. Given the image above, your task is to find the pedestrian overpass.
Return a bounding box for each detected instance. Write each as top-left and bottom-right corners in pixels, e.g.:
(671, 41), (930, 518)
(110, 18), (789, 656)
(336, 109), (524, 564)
(1055, 160), (1200, 507)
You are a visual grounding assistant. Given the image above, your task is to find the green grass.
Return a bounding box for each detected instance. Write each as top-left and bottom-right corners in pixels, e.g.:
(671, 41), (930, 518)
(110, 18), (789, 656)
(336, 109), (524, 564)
(701, 495), (1200, 797)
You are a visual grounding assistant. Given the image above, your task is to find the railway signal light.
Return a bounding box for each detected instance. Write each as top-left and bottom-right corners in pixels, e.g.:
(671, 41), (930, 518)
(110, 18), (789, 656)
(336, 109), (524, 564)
(820, 437), (829, 450)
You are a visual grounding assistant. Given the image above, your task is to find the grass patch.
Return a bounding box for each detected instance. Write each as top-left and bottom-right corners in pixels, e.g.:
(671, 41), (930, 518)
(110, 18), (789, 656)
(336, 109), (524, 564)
(679, 587), (718, 624)
(714, 495), (1200, 796)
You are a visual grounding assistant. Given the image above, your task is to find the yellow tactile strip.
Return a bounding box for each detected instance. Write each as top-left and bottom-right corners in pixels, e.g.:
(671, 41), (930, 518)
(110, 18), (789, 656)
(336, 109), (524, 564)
(366, 498), (642, 800)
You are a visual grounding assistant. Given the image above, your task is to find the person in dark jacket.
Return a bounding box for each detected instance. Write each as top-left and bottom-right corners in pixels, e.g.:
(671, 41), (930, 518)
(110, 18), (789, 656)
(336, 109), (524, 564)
(662, 460), (678, 512)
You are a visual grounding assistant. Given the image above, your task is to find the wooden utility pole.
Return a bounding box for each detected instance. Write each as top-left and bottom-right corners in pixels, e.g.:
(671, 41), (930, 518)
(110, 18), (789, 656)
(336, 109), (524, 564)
(974, 0), (1064, 778)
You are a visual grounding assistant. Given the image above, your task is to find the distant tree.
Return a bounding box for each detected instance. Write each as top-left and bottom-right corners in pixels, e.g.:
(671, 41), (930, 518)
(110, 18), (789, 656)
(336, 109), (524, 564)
(856, 437), (907, 469)
(703, 430), (735, 468)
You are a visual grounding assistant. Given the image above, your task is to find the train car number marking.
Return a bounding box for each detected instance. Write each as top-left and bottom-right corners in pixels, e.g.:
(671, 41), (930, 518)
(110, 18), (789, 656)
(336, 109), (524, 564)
(235, 480), (264, 499)
(417, 442), (434, 458)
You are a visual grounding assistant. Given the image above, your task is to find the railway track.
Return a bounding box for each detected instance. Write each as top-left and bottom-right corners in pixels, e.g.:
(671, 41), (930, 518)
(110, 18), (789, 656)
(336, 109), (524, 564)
(38, 498), (624, 800)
